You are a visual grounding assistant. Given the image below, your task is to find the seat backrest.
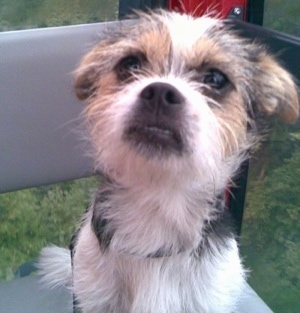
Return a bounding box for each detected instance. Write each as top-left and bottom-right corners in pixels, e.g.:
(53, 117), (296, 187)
(0, 23), (117, 193)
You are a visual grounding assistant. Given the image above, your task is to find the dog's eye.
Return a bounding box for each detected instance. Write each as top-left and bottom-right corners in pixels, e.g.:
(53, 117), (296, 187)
(202, 69), (229, 90)
(117, 55), (142, 80)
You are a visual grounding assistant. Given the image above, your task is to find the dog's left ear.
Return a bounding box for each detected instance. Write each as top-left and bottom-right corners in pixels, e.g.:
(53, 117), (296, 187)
(253, 54), (299, 123)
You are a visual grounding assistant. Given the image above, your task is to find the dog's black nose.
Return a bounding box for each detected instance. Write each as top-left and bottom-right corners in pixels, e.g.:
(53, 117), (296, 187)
(139, 82), (184, 114)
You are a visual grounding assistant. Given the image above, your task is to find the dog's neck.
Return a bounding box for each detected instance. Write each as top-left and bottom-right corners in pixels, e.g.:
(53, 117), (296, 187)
(89, 172), (229, 259)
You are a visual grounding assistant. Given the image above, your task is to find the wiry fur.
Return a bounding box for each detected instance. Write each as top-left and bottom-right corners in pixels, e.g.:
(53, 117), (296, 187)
(38, 10), (299, 313)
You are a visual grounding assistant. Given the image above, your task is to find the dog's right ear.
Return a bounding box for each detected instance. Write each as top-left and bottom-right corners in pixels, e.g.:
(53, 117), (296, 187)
(75, 48), (101, 100)
(75, 65), (99, 100)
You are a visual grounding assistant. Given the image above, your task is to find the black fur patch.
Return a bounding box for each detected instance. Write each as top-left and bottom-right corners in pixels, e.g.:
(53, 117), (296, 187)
(92, 215), (115, 249)
(194, 210), (235, 258)
(69, 227), (80, 257)
(91, 184), (116, 251)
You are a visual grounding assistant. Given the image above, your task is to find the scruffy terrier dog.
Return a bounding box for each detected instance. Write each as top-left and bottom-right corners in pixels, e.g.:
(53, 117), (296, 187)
(38, 10), (299, 313)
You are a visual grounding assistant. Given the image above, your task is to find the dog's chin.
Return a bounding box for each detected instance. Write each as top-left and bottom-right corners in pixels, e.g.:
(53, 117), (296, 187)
(124, 124), (185, 158)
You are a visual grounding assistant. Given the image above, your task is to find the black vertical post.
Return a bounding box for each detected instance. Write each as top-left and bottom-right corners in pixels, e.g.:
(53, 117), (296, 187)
(247, 0), (265, 25)
(228, 0), (265, 237)
(118, 0), (168, 19)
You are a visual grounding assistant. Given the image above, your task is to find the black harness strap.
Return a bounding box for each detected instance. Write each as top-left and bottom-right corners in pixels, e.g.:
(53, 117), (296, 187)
(70, 228), (81, 313)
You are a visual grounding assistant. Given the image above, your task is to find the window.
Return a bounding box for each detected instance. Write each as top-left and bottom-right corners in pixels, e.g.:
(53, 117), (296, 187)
(264, 0), (300, 36)
(240, 1), (300, 312)
(0, 177), (97, 281)
(0, 0), (118, 32)
(0, 0), (117, 282)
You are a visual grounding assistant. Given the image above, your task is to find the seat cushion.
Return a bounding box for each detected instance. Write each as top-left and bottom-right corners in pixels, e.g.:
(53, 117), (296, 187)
(0, 275), (72, 313)
(0, 274), (274, 313)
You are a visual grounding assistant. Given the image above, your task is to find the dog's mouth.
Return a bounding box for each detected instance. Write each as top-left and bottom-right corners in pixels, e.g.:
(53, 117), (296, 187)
(125, 124), (184, 156)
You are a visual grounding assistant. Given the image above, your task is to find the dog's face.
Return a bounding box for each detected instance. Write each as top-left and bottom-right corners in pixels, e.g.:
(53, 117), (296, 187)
(75, 11), (299, 190)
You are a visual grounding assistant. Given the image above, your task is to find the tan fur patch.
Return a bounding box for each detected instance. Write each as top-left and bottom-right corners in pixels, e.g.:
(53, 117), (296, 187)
(135, 26), (171, 74)
(187, 38), (230, 69)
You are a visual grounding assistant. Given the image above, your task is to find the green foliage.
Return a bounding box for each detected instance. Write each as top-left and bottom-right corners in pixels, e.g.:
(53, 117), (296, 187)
(0, 177), (98, 282)
(264, 0), (300, 36)
(244, 149), (300, 250)
(242, 136), (300, 312)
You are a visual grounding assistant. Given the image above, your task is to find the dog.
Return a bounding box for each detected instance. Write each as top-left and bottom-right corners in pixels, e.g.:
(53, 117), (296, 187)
(38, 10), (299, 313)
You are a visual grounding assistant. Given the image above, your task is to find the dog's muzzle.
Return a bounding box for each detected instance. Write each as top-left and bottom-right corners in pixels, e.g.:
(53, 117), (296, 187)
(124, 82), (187, 157)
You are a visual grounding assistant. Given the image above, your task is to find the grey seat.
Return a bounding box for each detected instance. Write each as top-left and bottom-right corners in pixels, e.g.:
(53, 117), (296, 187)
(0, 22), (275, 313)
(0, 275), (72, 313)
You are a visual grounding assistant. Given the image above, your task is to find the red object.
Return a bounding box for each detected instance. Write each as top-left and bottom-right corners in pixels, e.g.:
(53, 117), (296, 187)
(168, 0), (247, 20)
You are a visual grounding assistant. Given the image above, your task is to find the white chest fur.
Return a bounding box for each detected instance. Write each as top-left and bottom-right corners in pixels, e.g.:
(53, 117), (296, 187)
(73, 222), (245, 313)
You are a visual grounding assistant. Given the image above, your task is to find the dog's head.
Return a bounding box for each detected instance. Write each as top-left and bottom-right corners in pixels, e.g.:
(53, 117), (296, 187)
(75, 11), (299, 189)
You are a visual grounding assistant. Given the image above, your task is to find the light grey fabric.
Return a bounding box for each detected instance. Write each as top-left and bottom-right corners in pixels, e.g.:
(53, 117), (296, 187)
(0, 23), (117, 193)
